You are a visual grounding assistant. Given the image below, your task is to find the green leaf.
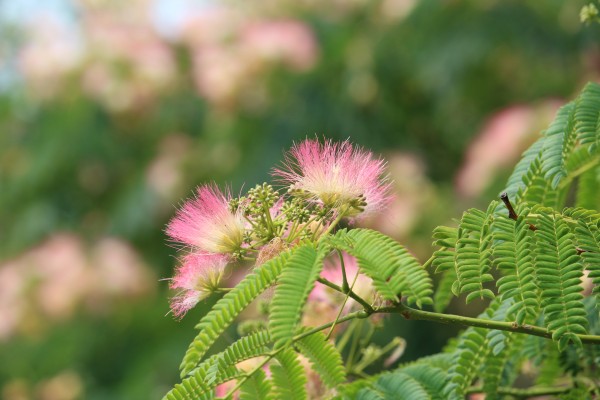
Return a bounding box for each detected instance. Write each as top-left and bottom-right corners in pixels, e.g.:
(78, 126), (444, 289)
(179, 251), (291, 377)
(575, 81), (600, 153)
(542, 102), (577, 188)
(534, 209), (588, 351)
(492, 214), (539, 325)
(240, 369), (273, 400)
(335, 229), (433, 306)
(433, 268), (456, 313)
(270, 243), (327, 349)
(295, 331), (346, 388)
(455, 204), (496, 302)
(164, 331), (273, 400)
(270, 348), (308, 400)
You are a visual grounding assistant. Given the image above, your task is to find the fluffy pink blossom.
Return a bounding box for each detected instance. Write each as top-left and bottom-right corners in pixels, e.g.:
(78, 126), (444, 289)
(167, 184), (245, 254)
(170, 253), (228, 318)
(275, 139), (390, 216)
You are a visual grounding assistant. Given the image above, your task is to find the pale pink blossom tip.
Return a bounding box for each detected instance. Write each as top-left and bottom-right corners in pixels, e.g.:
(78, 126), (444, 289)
(274, 139), (391, 215)
(166, 184), (245, 254)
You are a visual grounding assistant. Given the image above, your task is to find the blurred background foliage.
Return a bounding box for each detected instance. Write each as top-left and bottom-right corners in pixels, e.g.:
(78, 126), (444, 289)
(0, 0), (599, 398)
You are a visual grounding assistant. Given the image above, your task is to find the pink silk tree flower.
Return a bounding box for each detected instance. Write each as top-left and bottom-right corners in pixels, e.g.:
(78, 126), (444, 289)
(169, 253), (228, 318)
(274, 139), (390, 216)
(167, 184), (245, 254)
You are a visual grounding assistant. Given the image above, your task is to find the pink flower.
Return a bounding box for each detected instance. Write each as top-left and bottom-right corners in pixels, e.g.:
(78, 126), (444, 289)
(167, 184), (245, 254)
(170, 253), (228, 318)
(274, 139), (390, 216)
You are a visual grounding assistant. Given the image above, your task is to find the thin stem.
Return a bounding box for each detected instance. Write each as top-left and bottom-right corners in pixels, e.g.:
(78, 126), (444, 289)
(422, 252), (439, 270)
(262, 202), (275, 238)
(325, 270), (361, 340)
(336, 319), (358, 353)
(316, 277), (374, 313)
(346, 319), (365, 369)
(338, 249), (349, 292)
(321, 207), (349, 237)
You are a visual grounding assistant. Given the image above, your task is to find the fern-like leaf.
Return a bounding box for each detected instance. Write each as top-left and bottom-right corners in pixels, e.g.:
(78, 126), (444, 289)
(355, 388), (385, 400)
(444, 303), (499, 400)
(518, 156), (561, 207)
(269, 243), (327, 349)
(433, 268), (456, 313)
(535, 209), (588, 351)
(401, 364), (447, 400)
(575, 81), (600, 153)
(542, 102), (577, 188)
(572, 216), (600, 304)
(240, 369), (272, 400)
(454, 203), (496, 302)
(492, 214), (539, 325)
(295, 331), (346, 388)
(576, 166), (600, 210)
(270, 348), (308, 400)
(164, 331), (273, 400)
(505, 137), (545, 198)
(444, 327), (490, 400)
(373, 372), (431, 400)
(482, 300), (525, 399)
(179, 251), (291, 376)
(336, 229), (433, 306)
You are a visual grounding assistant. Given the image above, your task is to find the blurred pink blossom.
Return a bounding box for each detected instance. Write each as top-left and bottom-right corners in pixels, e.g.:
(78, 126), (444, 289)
(79, 6), (176, 111)
(240, 20), (318, 72)
(181, 7), (319, 109)
(363, 153), (432, 238)
(18, 16), (82, 98)
(145, 134), (192, 201)
(456, 101), (562, 198)
(0, 233), (154, 341)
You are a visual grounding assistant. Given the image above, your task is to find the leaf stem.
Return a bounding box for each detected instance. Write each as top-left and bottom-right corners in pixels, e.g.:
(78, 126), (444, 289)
(316, 277), (374, 313)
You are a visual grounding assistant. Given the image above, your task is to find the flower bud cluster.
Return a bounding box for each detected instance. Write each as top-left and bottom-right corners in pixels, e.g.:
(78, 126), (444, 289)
(166, 139), (390, 318)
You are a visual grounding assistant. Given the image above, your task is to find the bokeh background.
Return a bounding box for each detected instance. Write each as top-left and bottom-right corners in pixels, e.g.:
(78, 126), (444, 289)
(0, 0), (598, 399)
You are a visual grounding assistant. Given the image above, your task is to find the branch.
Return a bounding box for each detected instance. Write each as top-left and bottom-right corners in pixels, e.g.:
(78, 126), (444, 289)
(380, 303), (600, 345)
(467, 384), (571, 398)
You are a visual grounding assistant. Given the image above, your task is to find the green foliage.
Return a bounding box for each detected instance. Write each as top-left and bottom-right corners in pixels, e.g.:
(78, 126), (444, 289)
(166, 83), (600, 399)
(492, 212), (539, 325)
(453, 203), (496, 302)
(240, 369), (272, 400)
(179, 251), (291, 377)
(336, 356), (450, 400)
(270, 243), (327, 349)
(295, 331), (346, 388)
(334, 228), (433, 307)
(535, 209), (588, 350)
(270, 349), (308, 400)
(542, 102), (577, 188)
